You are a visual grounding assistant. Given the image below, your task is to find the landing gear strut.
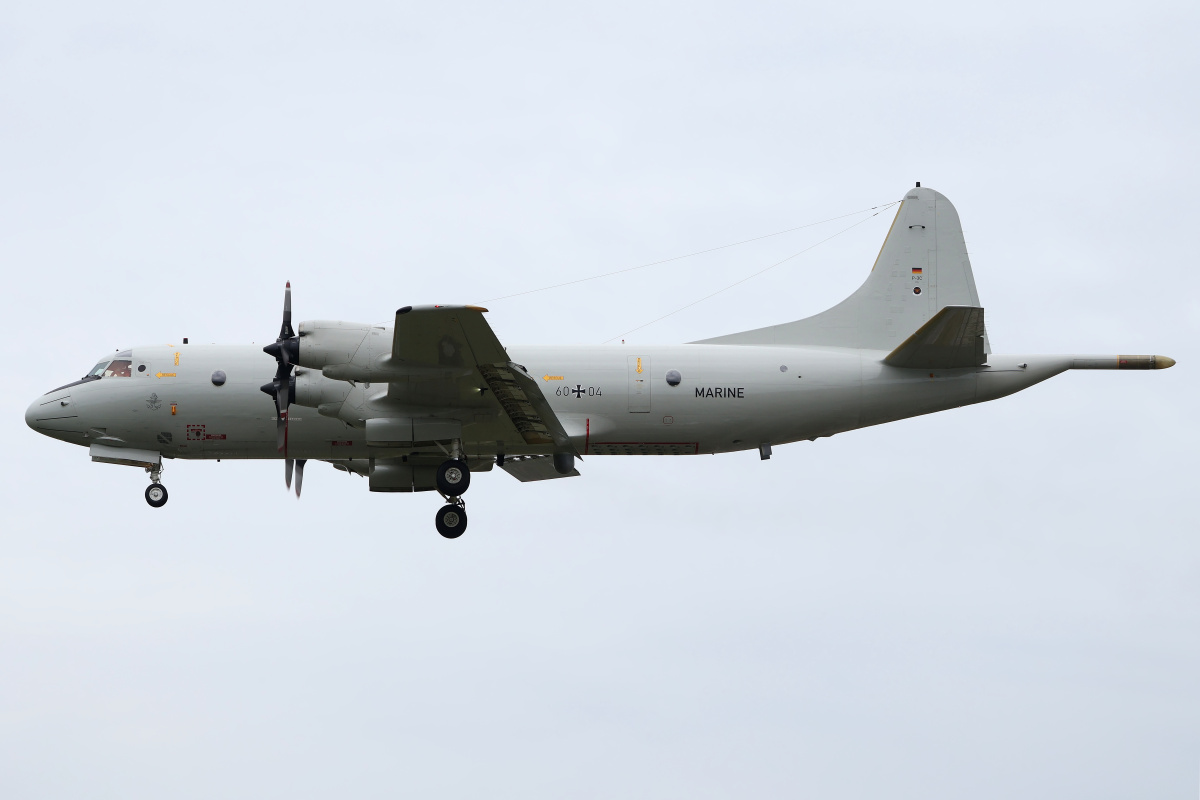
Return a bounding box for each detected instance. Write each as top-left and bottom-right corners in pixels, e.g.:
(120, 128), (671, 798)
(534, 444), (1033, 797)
(144, 465), (168, 508)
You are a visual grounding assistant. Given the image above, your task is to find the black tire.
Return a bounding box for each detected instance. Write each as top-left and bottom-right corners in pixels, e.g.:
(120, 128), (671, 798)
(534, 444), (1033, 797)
(145, 483), (168, 508)
(435, 504), (468, 539)
(436, 459), (471, 496)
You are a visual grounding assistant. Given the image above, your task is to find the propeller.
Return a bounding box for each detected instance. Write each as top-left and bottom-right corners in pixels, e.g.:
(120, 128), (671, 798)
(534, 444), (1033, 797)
(260, 282), (302, 494)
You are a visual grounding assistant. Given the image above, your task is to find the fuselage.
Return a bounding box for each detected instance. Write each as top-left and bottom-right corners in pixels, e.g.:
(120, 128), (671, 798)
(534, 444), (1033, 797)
(26, 341), (1068, 461)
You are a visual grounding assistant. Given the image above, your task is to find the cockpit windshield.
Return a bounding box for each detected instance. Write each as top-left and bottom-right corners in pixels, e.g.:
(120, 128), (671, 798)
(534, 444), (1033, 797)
(86, 352), (134, 378)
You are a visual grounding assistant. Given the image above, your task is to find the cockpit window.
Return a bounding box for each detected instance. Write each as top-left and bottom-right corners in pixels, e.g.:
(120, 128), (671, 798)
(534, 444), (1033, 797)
(87, 359), (133, 378)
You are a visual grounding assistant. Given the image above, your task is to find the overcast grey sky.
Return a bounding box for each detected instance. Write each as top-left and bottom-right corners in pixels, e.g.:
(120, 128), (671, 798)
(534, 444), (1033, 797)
(2, 2), (1198, 798)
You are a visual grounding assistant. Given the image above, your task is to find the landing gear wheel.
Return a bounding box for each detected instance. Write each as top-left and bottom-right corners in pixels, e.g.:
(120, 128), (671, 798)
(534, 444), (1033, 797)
(145, 483), (168, 508)
(436, 459), (471, 496)
(435, 504), (468, 539)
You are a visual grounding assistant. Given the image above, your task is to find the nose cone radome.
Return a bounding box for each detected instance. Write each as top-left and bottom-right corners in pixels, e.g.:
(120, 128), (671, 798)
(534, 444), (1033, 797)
(1154, 355), (1176, 369)
(26, 388), (86, 442)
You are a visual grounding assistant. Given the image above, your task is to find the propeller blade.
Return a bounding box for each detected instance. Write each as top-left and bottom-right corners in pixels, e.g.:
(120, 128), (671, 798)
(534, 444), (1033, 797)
(285, 457), (294, 489)
(277, 407), (288, 454)
(279, 381), (290, 453)
(295, 459), (306, 498)
(280, 281), (294, 340)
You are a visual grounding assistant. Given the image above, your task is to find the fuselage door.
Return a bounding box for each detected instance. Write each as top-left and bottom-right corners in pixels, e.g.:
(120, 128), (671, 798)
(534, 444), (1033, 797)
(627, 355), (651, 413)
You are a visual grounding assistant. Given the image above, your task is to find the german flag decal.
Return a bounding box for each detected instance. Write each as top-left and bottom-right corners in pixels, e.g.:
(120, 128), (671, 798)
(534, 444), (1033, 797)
(911, 267), (923, 274)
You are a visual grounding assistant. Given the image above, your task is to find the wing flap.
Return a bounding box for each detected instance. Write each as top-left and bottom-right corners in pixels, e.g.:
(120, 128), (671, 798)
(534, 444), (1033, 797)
(500, 455), (580, 482)
(884, 306), (986, 369)
(477, 362), (574, 451)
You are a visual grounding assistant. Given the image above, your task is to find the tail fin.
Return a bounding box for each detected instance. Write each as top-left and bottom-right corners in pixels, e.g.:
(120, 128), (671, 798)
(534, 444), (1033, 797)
(694, 186), (989, 352)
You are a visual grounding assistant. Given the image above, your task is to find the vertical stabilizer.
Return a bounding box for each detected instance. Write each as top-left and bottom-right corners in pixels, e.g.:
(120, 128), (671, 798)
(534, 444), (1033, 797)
(694, 186), (989, 352)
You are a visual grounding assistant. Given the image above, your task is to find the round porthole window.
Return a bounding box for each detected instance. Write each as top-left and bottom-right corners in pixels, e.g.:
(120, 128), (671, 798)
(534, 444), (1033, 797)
(137, 364), (146, 373)
(211, 370), (227, 386)
(665, 369), (682, 387)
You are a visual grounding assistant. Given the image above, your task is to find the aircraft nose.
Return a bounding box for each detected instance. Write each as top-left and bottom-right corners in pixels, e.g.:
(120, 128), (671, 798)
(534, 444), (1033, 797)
(26, 387), (84, 436)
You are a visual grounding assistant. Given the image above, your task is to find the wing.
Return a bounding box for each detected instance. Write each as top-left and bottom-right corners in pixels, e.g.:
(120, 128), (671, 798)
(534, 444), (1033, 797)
(386, 305), (576, 454)
(884, 306), (986, 369)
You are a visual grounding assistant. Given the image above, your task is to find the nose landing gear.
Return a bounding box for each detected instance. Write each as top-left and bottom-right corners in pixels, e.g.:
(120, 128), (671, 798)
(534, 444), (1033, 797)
(144, 465), (168, 508)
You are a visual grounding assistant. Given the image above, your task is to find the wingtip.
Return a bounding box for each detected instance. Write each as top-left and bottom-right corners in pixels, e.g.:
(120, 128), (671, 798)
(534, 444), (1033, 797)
(465, 305), (489, 313)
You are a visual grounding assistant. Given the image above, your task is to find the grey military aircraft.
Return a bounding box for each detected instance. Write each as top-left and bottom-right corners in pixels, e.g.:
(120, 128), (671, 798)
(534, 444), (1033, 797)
(26, 185), (1174, 538)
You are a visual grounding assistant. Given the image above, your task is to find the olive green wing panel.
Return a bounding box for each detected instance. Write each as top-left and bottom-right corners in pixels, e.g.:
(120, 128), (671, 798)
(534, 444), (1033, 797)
(390, 305), (507, 369)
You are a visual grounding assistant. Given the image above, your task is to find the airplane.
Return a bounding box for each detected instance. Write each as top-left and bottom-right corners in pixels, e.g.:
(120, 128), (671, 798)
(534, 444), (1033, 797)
(25, 184), (1175, 538)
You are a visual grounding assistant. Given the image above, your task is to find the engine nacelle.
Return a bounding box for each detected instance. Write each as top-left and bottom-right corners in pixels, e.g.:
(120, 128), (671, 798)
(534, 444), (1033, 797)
(296, 319), (475, 384)
(296, 320), (372, 370)
(293, 368), (354, 410)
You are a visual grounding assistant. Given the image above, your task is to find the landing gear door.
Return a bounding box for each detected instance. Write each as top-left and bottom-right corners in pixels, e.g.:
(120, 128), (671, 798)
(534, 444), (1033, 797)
(627, 355), (651, 413)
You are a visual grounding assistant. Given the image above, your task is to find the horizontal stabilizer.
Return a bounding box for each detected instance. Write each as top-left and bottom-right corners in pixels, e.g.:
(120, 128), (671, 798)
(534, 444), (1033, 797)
(884, 306), (986, 369)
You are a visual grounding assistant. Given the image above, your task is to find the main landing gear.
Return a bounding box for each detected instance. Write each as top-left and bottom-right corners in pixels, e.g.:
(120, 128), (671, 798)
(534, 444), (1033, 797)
(144, 465), (168, 508)
(434, 452), (470, 538)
